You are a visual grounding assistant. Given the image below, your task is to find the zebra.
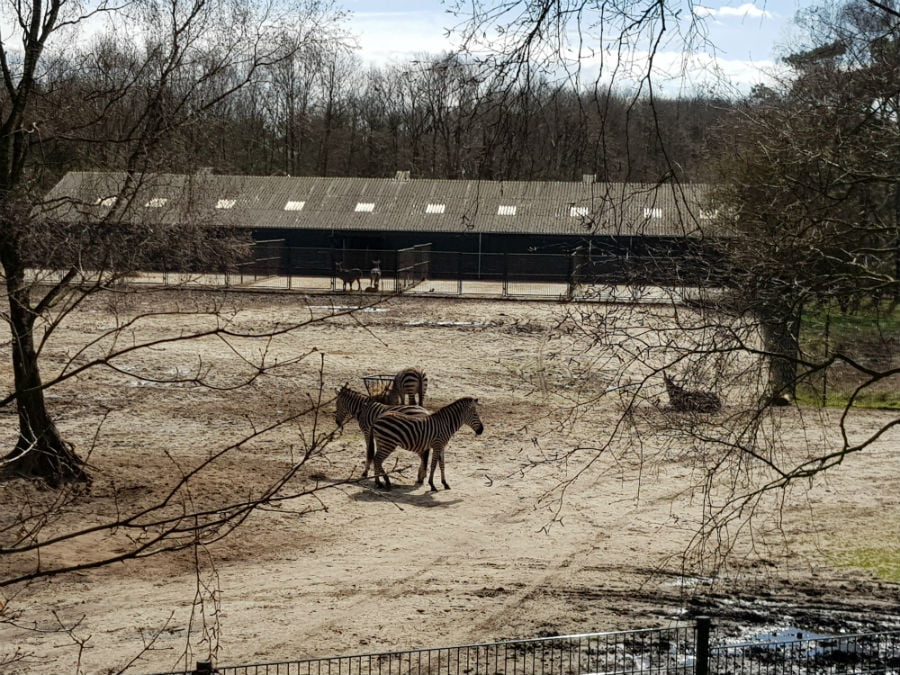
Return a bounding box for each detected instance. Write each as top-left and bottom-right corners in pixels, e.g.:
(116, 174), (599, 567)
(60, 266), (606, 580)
(333, 385), (429, 477)
(366, 397), (483, 491)
(386, 366), (428, 405)
(662, 373), (722, 413)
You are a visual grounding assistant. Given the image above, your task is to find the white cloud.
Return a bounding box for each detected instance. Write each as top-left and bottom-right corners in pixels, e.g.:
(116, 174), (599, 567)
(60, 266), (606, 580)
(350, 10), (454, 65)
(693, 3), (773, 19)
(574, 47), (787, 96)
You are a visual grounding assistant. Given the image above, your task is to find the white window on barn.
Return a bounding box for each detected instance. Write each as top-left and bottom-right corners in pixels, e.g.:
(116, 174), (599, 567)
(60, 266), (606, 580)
(284, 200), (306, 211)
(145, 197), (168, 208)
(643, 207), (662, 218)
(216, 199), (236, 209)
(96, 196), (117, 207)
(425, 203), (446, 214)
(355, 202), (375, 213)
(569, 206), (589, 218)
(497, 205), (516, 216)
(699, 208), (718, 220)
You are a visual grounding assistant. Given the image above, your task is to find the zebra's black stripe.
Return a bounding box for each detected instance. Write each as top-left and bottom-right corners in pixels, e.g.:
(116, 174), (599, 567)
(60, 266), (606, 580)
(367, 396), (484, 491)
(334, 385), (428, 476)
(389, 367), (428, 406)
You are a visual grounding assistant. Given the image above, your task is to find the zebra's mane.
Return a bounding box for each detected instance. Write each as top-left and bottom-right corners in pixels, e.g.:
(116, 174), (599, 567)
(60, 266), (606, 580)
(338, 385), (375, 405)
(434, 397), (476, 416)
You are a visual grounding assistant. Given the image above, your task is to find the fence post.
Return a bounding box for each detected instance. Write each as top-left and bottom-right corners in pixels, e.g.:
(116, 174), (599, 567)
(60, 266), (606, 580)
(695, 616), (711, 675)
(193, 659), (214, 675)
(502, 253), (509, 297)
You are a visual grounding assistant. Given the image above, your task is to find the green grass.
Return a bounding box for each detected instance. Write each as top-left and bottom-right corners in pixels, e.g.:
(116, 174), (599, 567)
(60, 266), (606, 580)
(829, 548), (900, 583)
(798, 302), (900, 409)
(803, 302), (900, 341)
(794, 389), (900, 410)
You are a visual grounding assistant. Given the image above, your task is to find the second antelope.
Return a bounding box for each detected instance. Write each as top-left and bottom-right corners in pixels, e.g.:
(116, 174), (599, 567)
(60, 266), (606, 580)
(370, 260), (382, 290)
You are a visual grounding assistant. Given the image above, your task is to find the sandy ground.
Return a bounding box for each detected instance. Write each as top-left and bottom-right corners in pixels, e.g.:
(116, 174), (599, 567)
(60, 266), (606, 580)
(1, 289), (898, 675)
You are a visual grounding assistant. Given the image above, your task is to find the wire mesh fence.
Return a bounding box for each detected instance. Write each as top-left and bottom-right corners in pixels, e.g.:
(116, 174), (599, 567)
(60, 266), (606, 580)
(108, 244), (725, 301)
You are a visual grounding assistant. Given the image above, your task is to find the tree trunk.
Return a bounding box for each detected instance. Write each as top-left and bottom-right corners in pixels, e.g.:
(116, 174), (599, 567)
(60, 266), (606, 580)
(758, 299), (802, 404)
(1, 248), (87, 486)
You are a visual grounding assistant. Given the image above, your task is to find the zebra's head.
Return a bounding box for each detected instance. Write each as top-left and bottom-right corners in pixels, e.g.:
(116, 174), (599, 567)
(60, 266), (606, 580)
(334, 385), (356, 426)
(663, 373), (680, 396)
(463, 397), (484, 436)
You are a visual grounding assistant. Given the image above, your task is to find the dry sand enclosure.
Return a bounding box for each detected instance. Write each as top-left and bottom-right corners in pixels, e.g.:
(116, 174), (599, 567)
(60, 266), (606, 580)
(1, 290), (899, 675)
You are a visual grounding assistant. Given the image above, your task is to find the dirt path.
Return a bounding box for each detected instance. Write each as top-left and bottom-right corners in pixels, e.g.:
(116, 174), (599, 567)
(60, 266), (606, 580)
(1, 292), (898, 674)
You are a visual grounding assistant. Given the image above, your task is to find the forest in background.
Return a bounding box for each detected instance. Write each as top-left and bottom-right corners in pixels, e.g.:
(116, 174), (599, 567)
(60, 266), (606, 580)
(36, 47), (728, 187)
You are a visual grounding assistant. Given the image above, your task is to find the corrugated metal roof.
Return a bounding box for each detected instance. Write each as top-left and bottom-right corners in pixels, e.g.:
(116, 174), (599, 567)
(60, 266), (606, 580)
(40, 172), (714, 238)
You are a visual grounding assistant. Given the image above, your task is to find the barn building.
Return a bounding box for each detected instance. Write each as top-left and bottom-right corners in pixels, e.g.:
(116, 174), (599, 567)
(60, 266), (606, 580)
(42, 171), (721, 285)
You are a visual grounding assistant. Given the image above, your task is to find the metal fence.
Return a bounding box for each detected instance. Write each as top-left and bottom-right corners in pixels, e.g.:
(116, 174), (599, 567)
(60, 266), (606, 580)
(709, 628), (900, 674)
(165, 244), (724, 300)
(167, 626), (698, 675)
(151, 621), (900, 675)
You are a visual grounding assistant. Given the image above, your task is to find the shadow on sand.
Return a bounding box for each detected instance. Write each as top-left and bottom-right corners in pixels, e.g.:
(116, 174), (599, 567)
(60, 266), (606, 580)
(351, 479), (463, 508)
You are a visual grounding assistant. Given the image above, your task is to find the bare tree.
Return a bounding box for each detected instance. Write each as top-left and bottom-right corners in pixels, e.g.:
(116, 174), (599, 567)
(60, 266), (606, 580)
(450, 0), (899, 568)
(0, 0), (349, 485)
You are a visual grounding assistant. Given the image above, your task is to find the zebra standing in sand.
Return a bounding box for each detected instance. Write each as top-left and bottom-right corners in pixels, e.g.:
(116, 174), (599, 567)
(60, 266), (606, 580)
(386, 366), (428, 405)
(334, 385), (429, 477)
(367, 397), (484, 491)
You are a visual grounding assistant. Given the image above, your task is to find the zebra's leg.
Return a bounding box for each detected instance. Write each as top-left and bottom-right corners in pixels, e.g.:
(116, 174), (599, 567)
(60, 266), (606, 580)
(363, 430), (375, 478)
(416, 447), (430, 485)
(438, 444), (450, 490)
(374, 445), (394, 490)
(428, 443), (446, 491)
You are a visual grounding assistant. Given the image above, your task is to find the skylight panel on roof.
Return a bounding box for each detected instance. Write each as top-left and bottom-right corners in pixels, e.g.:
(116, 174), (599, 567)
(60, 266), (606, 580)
(569, 206), (589, 217)
(145, 198), (168, 208)
(284, 201), (306, 211)
(96, 196), (117, 207)
(355, 202), (375, 213)
(497, 205), (516, 216)
(425, 203), (446, 214)
(216, 199), (236, 209)
(643, 207), (662, 218)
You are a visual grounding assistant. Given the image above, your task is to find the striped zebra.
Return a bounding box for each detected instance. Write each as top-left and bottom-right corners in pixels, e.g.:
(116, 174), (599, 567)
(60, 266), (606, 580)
(387, 367), (428, 405)
(366, 397), (483, 491)
(333, 385), (429, 477)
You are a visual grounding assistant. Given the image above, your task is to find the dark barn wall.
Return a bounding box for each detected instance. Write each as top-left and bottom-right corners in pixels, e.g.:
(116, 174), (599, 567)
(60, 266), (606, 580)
(249, 228), (664, 256)
(248, 228), (724, 285)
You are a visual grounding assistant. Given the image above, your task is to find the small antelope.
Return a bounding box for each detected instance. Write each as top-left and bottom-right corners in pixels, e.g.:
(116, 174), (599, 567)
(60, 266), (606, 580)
(335, 262), (363, 292)
(663, 373), (722, 413)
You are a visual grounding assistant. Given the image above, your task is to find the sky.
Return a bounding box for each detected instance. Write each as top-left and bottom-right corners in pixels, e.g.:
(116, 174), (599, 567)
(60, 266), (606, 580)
(344, 0), (820, 95)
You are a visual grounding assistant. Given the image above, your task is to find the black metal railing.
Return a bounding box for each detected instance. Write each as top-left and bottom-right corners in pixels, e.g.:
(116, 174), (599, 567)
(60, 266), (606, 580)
(709, 627), (900, 674)
(171, 626), (697, 675)
(150, 621), (900, 675)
